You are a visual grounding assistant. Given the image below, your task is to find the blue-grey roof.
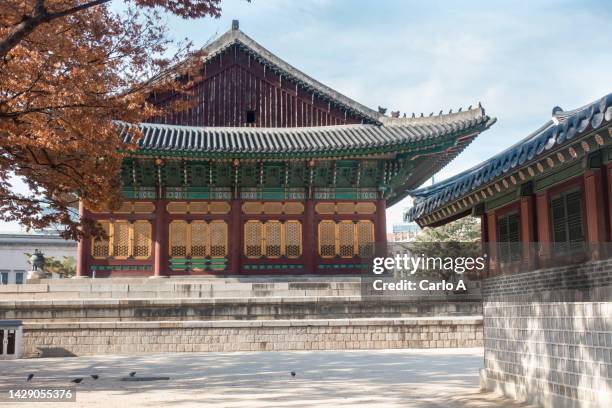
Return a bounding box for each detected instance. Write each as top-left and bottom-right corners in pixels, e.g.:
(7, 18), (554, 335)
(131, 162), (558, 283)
(406, 92), (612, 222)
(119, 106), (495, 157)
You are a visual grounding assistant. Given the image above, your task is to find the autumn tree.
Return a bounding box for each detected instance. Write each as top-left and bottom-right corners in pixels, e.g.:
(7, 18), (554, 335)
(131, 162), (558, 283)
(0, 0), (224, 239)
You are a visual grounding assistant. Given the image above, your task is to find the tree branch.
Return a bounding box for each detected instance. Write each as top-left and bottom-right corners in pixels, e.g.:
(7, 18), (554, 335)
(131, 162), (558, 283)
(0, 0), (111, 60)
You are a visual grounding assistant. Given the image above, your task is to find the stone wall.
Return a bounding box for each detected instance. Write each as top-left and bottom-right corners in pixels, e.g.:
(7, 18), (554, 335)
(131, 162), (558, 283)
(1, 297), (482, 322)
(21, 317), (483, 358)
(482, 259), (612, 408)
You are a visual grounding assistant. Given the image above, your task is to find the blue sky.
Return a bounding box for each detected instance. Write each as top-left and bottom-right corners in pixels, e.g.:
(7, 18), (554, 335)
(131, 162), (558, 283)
(2, 0), (611, 233)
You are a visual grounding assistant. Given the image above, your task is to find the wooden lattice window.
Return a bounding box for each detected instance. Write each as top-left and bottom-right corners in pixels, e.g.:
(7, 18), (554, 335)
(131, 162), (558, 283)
(190, 221), (210, 257)
(264, 221), (283, 258)
(91, 221), (111, 259)
(112, 221), (131, 259)
(497, 212), (521, 263)
(210, 221), (228, 257)
(318, 220), (337, 258)
(169, 220), (189, 257)
(245, 221), (263, 258)
(357, 220), (375, 257)
(338, 221), (356, 258)
(551, 189), (584, 253)
(132, 221), (152, 259)
(284, 221), (302, 258)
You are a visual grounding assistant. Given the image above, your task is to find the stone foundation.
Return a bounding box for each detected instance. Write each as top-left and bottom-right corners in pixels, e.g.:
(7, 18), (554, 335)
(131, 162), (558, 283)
(21, 317), (483, 358)
(482, 259), (612, 408)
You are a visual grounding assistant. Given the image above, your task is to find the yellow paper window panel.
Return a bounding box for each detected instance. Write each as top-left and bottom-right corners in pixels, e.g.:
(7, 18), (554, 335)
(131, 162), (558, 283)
(132, 221), (152, 259)
(112, 221), (131, 259)
(190, 221), (209, 257)
(264, 221), (282, 258)
(318, 220), (336, 258)
(244, 221), (263, 258)
(169, 220), (189, 257)
(210, 221), (228, 257)
(338, 221), (356, 258)
(284, 221), (302, 258)
(91, 221), (111, 259)
(357, 220), (375, 258)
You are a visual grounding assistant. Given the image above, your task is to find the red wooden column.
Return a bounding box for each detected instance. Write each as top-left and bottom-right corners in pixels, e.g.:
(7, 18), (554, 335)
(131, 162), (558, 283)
(584, 169), (607, 259)
(486, 211), (498, 276)
(75, 201), (89, 278)
(303, 199), (315, 274)
(536, 191), (552, 266)
(230, 199), (242, 274)
(153, 199), (168, 277)
(520, 195), (536, 271)
(375, 198), (387, 256)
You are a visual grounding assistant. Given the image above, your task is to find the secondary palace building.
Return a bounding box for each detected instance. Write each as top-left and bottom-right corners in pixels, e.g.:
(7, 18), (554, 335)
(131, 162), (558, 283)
(406, 92), (612, 274)
(76, 21), (495, 277)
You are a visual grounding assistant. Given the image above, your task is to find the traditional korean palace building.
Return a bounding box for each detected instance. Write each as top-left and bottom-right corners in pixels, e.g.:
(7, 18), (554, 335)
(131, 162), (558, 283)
(76, 21), (496, 277)
(406, 93), (612, 274)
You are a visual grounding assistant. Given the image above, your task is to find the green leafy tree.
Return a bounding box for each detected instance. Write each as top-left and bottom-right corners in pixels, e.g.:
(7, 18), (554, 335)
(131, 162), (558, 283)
(410, 216), (481, 281)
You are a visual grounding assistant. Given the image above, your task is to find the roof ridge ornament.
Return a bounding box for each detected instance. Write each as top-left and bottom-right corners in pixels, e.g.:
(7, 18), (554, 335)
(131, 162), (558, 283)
(232, 20), (239, 30)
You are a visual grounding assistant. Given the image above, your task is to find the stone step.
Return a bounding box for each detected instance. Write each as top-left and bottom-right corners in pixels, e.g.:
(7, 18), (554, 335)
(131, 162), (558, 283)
(0, 296), (482, 322)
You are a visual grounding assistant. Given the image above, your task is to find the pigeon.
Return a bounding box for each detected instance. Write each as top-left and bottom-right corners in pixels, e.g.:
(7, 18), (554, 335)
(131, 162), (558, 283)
(90, 375), (99, 380)
(27, 374), (34, 382)
(290, 371), (296, 377)
(71, 378), (83, 384)
(129, 372), (136, 377)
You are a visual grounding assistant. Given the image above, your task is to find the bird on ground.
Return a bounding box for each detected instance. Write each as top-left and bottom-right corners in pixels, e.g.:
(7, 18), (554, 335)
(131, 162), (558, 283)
(26, 374), (34, 382)
(71, 378), (83, 384)
(290, 371), (296, 377)
(90, 375), (99, 380)
(129, 372), (136, 377)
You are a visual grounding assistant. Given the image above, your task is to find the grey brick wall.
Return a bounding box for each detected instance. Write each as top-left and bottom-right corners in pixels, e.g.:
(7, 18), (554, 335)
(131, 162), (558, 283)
(21, 318), (483, 358)
(482, 260), (612, 408)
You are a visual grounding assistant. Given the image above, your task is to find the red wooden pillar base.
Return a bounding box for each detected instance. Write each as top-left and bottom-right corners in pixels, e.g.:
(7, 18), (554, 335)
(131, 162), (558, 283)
(375, 198), (387, 256)
(303, 200), (316, 274)
(230, 200), (242, 274)
(75, 201), (90, 278)
(153, 199), (168, 277)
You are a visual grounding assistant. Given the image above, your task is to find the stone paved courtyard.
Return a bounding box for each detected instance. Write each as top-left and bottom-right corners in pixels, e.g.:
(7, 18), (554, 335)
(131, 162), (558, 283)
(0, 348), (534, 407)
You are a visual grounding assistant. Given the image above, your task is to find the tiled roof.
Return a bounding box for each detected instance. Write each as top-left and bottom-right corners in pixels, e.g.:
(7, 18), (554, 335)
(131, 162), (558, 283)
(119, 106), (495, 158)
(405, 92), (612, 222)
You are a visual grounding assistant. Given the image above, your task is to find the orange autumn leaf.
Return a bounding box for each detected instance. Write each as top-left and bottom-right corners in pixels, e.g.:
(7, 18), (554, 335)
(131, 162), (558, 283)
(0, 0), (224, 239)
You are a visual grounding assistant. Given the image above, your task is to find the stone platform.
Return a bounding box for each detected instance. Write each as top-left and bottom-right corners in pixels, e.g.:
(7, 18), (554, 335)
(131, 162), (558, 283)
(21, 317), (483, 358)
(3, 276), (483, 357)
